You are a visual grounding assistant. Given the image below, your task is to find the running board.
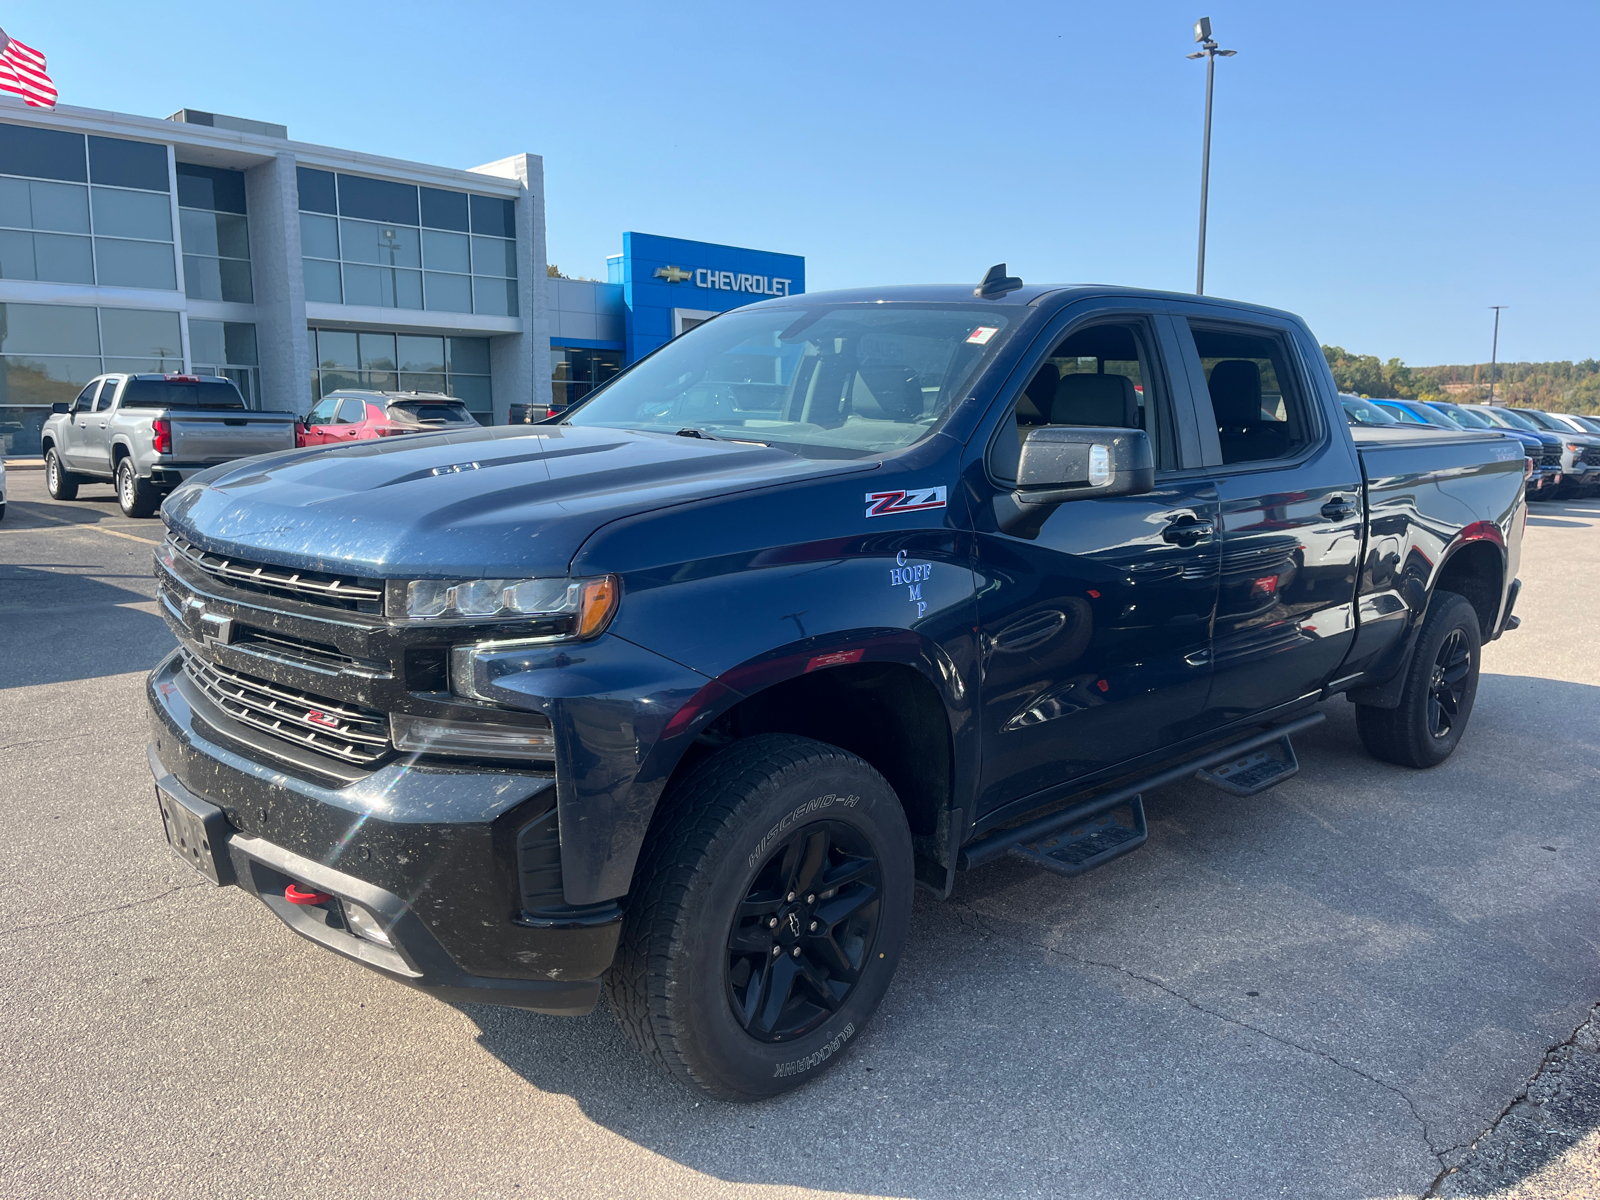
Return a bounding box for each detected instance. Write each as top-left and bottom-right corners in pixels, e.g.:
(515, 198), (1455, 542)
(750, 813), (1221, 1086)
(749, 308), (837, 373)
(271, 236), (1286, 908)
(1007, 794), (1147, 878)
(1194, 734), (1299, 796)
(960, 711), (1325, 876)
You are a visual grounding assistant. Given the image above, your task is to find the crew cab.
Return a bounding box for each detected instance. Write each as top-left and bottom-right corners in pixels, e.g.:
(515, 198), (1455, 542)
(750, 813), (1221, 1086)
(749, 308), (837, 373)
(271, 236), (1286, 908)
(297, 390), (479, 447)
(41, 374), (297, 517)
(146, 279), (1525, 1101)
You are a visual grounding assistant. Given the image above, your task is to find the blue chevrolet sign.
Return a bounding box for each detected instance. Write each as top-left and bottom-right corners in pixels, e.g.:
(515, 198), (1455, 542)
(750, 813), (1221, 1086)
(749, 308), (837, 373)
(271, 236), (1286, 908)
(614, 231), (806, 364)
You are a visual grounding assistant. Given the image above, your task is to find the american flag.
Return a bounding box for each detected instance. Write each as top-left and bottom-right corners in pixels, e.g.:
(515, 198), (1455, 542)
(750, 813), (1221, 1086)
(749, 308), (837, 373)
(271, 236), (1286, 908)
(0, 28), (55, 109)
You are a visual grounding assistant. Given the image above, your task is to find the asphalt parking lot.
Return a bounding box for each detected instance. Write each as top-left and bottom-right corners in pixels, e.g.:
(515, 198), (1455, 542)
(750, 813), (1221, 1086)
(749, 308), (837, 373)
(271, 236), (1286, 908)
(2, 461), (1598, 1200)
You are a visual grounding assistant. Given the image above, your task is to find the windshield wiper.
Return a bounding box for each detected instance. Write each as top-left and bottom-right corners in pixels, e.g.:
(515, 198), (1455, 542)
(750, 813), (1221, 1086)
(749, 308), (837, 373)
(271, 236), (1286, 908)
(674, 427), (719, 440)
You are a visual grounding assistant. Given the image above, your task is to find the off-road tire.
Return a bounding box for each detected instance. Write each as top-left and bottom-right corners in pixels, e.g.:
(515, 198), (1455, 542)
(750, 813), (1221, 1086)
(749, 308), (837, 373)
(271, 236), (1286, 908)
(1356, 589), (1482, 768)
(45, 448), (79, 501)
(116, 458), (161, 519)
(605, 733), (914, 1102)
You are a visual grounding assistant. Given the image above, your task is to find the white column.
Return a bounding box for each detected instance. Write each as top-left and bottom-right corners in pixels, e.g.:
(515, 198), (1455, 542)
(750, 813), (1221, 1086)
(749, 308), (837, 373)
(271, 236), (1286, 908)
(472, 153), (549, 422)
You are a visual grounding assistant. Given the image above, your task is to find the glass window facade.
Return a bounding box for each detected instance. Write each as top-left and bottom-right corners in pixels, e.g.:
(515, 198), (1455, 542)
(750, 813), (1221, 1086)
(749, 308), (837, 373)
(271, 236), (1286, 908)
(309, 327), (492, 420)
(0, 123), (176, 290)
(550, 345), (622, 408)
(177, 163), (252, 304)
(296, 167), (516, 315)
(189, 317), (260, 407)
(0, 302), (182, 454)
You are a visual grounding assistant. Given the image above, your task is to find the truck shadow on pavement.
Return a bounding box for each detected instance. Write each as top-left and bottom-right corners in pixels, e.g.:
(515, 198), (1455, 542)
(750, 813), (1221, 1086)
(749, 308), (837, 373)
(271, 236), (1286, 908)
(460, 678), (1600, 1199)
(0, 563), (173, 689)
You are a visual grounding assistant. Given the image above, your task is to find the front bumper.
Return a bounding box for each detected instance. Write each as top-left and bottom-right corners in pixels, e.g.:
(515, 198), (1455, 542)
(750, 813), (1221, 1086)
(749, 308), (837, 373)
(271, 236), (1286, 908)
(147, 651), (620, 1014)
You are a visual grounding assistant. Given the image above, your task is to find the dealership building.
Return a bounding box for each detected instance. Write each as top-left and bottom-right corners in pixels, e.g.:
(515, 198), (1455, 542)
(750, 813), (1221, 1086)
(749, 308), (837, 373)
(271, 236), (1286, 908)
(0, 99), (804, 456)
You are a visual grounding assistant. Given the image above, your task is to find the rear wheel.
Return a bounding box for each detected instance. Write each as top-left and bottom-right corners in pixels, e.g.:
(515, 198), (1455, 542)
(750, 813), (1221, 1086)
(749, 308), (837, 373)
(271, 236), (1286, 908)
(605, 733), (914, 1101)
(44, 448), (79, 501)
(115, 458), (161, 518)
(1356, 589), (1482, 768)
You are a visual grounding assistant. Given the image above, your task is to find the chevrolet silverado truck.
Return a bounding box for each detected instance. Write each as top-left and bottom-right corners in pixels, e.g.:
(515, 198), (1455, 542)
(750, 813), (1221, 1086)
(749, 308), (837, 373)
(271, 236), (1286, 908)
(146, 276), (1525, 1100)
(41, 373), (297, 518)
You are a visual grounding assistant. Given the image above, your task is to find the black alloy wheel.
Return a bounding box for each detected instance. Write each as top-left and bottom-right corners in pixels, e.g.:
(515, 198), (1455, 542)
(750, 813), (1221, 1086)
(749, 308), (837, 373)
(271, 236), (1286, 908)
(1426, 628), (1472, 740)
(726, 821), (881, 1043)
(1355, 588), (1481, 769)
(605, 733), (913, 1100)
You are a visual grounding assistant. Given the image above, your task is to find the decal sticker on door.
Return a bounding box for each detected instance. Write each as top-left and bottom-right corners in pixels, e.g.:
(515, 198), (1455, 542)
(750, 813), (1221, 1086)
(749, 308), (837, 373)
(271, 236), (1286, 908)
(865, 486), (947, 518)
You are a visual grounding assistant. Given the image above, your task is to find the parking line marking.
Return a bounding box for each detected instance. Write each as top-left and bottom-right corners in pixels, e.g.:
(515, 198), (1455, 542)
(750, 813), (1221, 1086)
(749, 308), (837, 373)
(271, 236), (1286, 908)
(9, 510), (160, 545)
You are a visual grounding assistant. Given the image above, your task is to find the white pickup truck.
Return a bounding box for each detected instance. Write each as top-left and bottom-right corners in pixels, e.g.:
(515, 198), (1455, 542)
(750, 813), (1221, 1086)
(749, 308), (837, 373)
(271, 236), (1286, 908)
(40, 374), (298, 517)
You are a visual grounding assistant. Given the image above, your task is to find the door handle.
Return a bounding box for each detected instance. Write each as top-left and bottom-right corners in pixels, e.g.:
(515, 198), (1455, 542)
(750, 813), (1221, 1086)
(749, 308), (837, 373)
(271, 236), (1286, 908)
(1162, 518), (1214, 545)
(1320, 497), (1358, 521)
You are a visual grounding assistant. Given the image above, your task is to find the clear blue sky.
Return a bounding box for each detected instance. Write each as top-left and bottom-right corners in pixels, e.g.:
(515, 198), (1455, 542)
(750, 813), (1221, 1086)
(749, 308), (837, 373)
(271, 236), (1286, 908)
(10, 0), (1598, 365)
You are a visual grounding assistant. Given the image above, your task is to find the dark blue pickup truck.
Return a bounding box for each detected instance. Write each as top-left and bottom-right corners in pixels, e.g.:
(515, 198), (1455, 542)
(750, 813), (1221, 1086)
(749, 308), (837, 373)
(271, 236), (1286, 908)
(147, 276), (1525, 1100)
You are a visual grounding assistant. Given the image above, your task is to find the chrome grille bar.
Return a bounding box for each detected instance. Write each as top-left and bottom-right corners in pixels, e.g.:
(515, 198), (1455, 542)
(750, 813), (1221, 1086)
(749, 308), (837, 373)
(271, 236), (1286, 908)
(167, 534), (384, 607)
(182, 652), (391, 766)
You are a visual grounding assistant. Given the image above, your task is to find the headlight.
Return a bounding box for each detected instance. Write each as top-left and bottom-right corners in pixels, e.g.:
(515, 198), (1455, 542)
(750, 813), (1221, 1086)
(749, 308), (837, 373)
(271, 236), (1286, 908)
(391, 712), (556, 759)
(388, 574), (618, 637)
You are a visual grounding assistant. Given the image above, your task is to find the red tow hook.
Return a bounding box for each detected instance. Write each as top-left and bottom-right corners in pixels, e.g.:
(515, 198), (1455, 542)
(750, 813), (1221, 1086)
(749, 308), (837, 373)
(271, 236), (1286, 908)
(284, 882), (332, 905)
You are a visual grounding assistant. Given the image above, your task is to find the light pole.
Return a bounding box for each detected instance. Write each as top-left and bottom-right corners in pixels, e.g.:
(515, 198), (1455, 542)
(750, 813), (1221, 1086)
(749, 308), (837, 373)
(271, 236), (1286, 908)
(1188, 17), (1236, 295)
(1487, 305), (1507, 404)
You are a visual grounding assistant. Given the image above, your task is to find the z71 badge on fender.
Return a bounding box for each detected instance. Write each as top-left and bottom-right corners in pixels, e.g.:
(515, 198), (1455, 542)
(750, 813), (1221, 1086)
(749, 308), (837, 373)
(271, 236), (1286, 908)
(865, 486), (947, 518)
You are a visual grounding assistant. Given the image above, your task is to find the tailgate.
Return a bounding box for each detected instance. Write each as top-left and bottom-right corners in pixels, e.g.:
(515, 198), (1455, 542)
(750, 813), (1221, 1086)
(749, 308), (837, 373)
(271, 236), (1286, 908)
(171, 415), (296, 463)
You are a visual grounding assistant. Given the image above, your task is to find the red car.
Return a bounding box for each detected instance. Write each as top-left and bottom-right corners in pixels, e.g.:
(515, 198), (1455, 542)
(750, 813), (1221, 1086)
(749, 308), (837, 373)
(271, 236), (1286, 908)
(297, 390), (479, 447)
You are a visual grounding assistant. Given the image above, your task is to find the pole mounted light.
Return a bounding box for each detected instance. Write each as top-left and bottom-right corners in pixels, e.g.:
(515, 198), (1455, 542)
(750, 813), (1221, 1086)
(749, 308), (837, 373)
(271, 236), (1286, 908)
(1487, 306), (1508, 404)
(1188, 17), (1236, 295)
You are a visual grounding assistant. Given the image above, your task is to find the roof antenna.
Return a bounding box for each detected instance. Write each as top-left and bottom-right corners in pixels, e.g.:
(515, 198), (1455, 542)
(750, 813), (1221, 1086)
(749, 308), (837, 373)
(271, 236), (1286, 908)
(975, 263), (1023, 299)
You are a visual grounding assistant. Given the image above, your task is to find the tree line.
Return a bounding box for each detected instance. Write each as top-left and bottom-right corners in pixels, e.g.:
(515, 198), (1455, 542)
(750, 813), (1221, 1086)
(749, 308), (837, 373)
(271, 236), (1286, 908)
(1322, 347), (1600, 413)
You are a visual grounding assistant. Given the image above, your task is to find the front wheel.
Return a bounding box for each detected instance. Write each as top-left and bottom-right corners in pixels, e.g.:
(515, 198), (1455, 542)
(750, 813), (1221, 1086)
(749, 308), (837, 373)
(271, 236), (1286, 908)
(115, 458), (161, 518)
(605, 733), (914, 1101)
(45, 448), (79, 501)
(1355, 589), (1482, 768)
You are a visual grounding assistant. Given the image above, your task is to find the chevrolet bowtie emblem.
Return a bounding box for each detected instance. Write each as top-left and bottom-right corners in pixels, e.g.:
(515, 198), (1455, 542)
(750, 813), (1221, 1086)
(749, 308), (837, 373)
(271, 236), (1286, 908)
(654, 265), (693, 283)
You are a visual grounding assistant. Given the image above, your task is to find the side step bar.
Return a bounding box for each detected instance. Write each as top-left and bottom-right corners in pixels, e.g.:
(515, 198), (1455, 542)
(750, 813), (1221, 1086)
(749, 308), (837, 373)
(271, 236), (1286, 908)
(959, 711), (1326, 875)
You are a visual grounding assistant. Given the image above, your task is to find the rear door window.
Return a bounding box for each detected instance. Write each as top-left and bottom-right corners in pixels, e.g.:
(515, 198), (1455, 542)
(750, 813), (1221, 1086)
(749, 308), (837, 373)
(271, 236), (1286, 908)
(335, 398), (368, 424)
(93, 378), (119, 411)
(1185, 324), (1315, 466)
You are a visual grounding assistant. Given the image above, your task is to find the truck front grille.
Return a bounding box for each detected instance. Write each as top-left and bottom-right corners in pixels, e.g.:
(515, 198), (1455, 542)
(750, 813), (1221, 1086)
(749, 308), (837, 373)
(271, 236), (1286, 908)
(1542, 444), (1562, 467)
(1583, 445), (1600, 466)
(181, 651), (392, 766)
(166, 534), (385, 613)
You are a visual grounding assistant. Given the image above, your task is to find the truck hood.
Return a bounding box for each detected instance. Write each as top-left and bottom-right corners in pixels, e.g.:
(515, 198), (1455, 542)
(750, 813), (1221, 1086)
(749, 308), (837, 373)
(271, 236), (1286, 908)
(163, 424), (875, 578)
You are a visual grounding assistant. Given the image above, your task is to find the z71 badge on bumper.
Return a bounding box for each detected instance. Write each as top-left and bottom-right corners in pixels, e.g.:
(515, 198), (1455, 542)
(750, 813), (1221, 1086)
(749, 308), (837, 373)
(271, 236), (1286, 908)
(865, 486), (947, 518)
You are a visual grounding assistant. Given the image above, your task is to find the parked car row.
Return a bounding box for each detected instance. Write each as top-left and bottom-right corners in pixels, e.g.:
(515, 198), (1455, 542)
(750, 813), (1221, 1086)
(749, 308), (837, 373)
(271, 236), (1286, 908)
(37, 378), (479, 518)
(1341, 394), (1600, 499)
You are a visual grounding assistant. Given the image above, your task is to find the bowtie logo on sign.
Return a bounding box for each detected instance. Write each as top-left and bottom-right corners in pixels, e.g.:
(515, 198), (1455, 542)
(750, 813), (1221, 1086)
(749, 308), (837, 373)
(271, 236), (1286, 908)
(654, 264), (794, 296)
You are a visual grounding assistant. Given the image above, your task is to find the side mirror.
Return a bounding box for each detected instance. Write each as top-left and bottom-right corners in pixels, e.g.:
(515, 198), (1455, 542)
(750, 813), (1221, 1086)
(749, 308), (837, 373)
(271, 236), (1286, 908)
(1015, 426), (1154, 504)
(51, 402), (69, 414)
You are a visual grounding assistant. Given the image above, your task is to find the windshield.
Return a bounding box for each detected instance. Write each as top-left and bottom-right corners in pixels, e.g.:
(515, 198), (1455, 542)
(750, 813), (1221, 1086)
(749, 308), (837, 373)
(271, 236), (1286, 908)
(389, 400), (474, 425)
(1342, 397), (1397, 424)
(1377, 402), (1428, 424)
(1570, 415), (1600, 434)
(1416, 405), (1463, 429)
(562, 304), (1020, 458)
(120, 377), (246, 410)
(1433, 402), (1492, 429)
(1485, 407), (1540, 432)
(1511, 409), (1563, 431)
